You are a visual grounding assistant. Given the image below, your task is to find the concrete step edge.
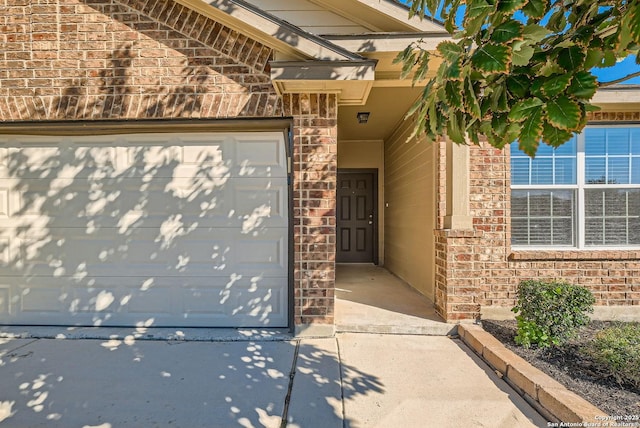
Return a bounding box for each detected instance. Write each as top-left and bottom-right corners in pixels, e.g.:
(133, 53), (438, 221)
(335, 323), (458, 336)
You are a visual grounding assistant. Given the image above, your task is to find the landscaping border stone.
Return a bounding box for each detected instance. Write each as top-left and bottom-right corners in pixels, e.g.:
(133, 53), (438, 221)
(459, 324), (608, 424)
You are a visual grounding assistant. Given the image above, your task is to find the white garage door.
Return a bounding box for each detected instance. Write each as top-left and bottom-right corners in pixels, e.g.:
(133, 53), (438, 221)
(0, 131), (289, 327)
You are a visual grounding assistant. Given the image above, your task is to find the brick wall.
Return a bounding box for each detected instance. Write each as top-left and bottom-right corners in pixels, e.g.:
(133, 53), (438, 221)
(0, 0), (337, 326)
(0, 0), (279, 120)
(436, 117), (640, 322)
(283, 93), (338, 326)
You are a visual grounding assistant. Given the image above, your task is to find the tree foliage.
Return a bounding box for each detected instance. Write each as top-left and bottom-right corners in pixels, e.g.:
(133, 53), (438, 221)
(397, 0), (640, 156)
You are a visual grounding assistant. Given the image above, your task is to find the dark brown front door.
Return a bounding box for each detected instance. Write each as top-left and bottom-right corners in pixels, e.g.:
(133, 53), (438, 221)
(336, 170), (376, 263)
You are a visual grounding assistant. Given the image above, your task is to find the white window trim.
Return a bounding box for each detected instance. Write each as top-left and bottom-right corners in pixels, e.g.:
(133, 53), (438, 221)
(511, 124), (640, 251)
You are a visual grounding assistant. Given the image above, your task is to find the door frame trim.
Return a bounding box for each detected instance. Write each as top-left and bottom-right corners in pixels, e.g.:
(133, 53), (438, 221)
(336, 168), (379, 265)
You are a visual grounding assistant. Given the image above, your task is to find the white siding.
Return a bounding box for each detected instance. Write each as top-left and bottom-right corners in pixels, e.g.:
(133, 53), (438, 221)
(245, 0), (372, 34)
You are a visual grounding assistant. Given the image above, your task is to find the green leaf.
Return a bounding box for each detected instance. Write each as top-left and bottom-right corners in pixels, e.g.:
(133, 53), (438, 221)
(412, 51), (431, 83)
(491, 19), (523, 44)
(584, 49), (604, 69)
(568, 71), (598, 99)
(585, 103), (601, 113)
(519, 106), (544, 156)
(602, 50), (617, 67)
(522, 24), (551, 43)
(463, 77), (482, 118)
(393, 43), (414, 65)
(463, 0), (494, 35)
(529, 79), (545, 98)
(490, 83), (509, 112)
(509, 97), (544, 122)
(507, 75), (529, 98)
(496, 0), (528, 14)
(491, 114), (519, 144)
(445, 80), (463, 107)
(547, 6), (567, 33)
(444, 0), (462, 33)
(428, 98), (439, 135)
(465, 0), (494, 20)
(626, 0), (640, 44)
(437, 41), (464, 61)
(617, 18), (634, 53)
(557, 46), (586, 71)
(467, 121), (481, 145)
(471, 43), (512, 73)
(522, 0), (548, 19)
(538, 60), (566, 77)
(435, 60), (449, 80)
(546, 96), (581, 131)
(511, 40), (535, 66)
(574, 28), (596, 48)
(447, 111), (467, 144)
(542, 122), (574, 148)
(444, 57), (464, 80)
(541, 74), (573, 98)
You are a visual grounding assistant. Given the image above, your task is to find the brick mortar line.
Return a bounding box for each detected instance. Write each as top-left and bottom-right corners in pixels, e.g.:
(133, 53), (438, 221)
(458, 324), (608, 425)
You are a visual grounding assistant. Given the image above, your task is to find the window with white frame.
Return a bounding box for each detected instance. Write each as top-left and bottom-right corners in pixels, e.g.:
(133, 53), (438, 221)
(510, 125), (640, 248)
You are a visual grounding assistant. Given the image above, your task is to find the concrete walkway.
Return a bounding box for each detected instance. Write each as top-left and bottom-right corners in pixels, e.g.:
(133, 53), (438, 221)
(0, 334), (548, 428)
(335, 264), (456, 335)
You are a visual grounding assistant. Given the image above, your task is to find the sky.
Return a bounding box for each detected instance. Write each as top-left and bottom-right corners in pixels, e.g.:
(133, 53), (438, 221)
(397, 0), (640, 85)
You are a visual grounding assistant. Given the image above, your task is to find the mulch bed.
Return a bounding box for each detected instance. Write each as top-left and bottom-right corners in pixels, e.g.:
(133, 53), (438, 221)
(481, 320), (640, 420)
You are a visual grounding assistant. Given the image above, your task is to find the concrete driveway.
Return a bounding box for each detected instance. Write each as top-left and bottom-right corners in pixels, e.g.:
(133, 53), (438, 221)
(0, 332), (547, 428)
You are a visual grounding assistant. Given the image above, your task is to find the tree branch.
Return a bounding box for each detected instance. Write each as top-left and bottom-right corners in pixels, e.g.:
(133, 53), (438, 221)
(598, 70), (640, 87)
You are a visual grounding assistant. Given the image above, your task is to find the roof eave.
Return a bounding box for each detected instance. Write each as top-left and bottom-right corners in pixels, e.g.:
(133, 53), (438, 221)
(321, 32), (450, 53)
(593, 86), (640, 111)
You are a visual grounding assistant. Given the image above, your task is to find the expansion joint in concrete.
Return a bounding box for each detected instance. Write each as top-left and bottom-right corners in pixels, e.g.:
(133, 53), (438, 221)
(280, 340), (301, 427)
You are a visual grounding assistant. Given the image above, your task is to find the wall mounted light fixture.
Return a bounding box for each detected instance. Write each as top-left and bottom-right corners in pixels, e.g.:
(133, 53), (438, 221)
(357, 112), (370, 124)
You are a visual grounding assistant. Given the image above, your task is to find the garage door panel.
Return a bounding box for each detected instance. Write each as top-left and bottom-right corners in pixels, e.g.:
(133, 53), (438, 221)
(124, 135), (287, 177)
(235, 137), (285, 169)
(0, 134), (286, 180)
(3, 228), (287, 278)
(180, 278), (287, 326)
(2, 178), (287, 228)
(0, 145), (118, 180)
(0, 131), (289, 328)
(20, 287), (63, 313)
(0, 286), (9, 314)
(0, 188), (9, 217)
(0, 276), (287, 327)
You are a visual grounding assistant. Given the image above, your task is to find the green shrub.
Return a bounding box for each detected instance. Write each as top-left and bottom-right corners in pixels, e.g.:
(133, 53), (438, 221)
(582, 323), (640, 389)
(512, 280), (595, 348)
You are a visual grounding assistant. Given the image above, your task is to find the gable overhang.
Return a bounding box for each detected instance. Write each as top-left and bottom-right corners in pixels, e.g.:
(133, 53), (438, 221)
(271, 60), (376, 106)
(323, 32), (450, 87)
(593, 86), (640, 111)
(323, 32), (449, 54)
(174, 0), (363, 61)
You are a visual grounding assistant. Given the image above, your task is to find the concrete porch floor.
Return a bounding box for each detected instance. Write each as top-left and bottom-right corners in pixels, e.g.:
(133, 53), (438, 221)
(335, 264), (457, 336)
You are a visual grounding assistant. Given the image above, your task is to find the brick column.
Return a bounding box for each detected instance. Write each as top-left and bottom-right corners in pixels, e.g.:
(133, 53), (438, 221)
(436, 142), (510, 322)
(282, 93), (337, 333)
(434, 229), (484, 321)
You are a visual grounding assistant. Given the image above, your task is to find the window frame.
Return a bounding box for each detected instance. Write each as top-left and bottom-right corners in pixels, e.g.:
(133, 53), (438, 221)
(510, 124), (640, 251)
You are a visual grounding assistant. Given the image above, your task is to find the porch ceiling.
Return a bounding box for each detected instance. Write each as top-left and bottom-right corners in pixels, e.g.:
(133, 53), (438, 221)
(338, 86), (422, 141)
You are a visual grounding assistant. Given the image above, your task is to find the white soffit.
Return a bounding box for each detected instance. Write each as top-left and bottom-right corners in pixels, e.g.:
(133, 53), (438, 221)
(270, 61), (376, 105)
